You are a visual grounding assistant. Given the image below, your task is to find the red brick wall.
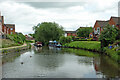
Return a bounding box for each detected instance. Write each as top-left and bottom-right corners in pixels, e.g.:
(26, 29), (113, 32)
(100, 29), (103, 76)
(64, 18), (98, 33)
(1, 16), (4, 33)
(109, 18), (116, 26)
(8, 26), (15, 34)
(67, 33), (76, 36)
(109, 18), (120, 29)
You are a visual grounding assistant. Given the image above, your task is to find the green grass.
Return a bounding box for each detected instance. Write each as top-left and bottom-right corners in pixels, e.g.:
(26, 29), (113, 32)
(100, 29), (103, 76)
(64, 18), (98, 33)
(62, 48), (99, 57)
(104, 47), (120, 62)
(0, 39), (21, 48)
(64, 41), (101, 51)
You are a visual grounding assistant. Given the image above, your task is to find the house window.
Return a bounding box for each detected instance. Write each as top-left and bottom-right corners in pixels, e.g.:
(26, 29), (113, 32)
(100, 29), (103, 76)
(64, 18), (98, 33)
(11, 28), (13, 30)
(112, 25), (115, 28)
(97, 27), (100, 34)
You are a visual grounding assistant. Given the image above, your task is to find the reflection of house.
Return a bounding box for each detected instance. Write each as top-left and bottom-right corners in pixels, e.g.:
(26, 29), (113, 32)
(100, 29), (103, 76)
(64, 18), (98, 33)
(65, 31), (77, 37)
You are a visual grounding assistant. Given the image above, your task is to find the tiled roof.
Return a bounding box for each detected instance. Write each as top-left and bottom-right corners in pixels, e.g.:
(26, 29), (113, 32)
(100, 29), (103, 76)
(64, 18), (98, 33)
(4, 24), (15, 28)
(111, 16), (120, 24)
(96, 20), (109, 27)
(65, 31), (76, 33)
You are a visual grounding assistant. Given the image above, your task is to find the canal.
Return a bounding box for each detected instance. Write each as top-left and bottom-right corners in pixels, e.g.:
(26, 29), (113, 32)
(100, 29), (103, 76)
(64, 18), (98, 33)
(2, 47), (120, 78)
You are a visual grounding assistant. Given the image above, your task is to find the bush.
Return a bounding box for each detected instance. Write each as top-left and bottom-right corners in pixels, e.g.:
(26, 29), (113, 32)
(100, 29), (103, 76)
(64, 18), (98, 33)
(7, 34), (26, 45)
(59, 36), (72, 44)
(99, 25), (119, 47)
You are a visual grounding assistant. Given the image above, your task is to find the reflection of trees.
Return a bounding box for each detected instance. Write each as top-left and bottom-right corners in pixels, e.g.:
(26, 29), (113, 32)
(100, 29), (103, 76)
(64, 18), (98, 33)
(77, 57), (93, 65)
(93, 55), (120, 78)
(33, 47), (65, 70)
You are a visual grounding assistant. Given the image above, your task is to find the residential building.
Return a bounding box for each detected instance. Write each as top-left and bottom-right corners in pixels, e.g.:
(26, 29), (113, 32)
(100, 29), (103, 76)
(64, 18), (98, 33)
(25, 35), (34, 40)
(109, 16), (120, 29)
(92, 16), (120, 40)
(65, 31), (77, 37)
(4, 24), (15, 34)
(0, 13), (16, 36)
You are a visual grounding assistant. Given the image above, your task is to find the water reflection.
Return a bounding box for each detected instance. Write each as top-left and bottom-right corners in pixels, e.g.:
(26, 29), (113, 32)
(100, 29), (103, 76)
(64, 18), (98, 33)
(2, 47), (120, 78)
(93, 56), (120, 78)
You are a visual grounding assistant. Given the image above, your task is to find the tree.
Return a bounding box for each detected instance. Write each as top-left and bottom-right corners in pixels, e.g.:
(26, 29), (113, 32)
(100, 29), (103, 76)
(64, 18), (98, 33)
(33, 22), (64, 45)
(59, 36), (72, 44)
(77, 27), (93, 37)
(99, 25), (119, 47)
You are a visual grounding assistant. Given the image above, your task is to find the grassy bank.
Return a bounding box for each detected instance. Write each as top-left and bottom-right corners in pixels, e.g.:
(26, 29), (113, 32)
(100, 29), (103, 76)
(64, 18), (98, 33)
(104, 47), (120, 62)
(64, 41), (101, 52)
(0, 39), (21, 48)
(63, 41), (120, 63)
(62, 48), (99, 57)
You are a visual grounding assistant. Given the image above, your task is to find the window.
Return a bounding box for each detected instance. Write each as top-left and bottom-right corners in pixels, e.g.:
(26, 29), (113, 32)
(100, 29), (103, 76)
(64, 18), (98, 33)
(11, 28), (13, 30)
(97, 27), (100, 34)
(112, 25), (115, 28)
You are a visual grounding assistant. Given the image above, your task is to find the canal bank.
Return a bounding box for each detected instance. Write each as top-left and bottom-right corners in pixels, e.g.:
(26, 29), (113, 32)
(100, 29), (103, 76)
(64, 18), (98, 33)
(63, 41), (120, 63)
(0, 43), (30, 55)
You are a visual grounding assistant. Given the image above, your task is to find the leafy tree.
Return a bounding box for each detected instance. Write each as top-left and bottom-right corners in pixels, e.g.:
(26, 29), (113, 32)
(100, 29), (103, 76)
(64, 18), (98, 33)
(59, 36), (72, 44)
(99, 25), (119, 47)
(33, 22), (64, 45)
(77, 27), (93, 37)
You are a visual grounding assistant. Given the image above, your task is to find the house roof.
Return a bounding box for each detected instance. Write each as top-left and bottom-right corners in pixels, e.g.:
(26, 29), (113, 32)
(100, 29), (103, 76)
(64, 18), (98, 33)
(4, 24), (15, 28)
(76, 27), (86, 31)
(110, 16), (120, 24)
(96, 20), (109, 27)
(65, 31), (76, 33)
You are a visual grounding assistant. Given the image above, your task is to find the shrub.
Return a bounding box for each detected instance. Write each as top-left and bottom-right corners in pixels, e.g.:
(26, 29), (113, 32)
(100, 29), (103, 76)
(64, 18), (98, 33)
(59, 36), (72, 44)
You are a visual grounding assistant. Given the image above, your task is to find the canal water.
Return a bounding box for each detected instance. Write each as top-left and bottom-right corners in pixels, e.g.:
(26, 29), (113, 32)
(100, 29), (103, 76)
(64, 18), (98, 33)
(2, 47), (120, 78)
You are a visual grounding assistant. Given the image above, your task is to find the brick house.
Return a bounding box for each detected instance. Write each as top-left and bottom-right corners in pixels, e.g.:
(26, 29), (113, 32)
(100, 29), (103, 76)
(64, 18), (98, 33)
(4, 24), (15, 34)
(25, 35), (34, 40)
(109, 16), (120, 29)
(92, 16), (120, 41)
(93, 20), (109, 40)
(65, 31), (77, 37)
(0, 13), (15, 36)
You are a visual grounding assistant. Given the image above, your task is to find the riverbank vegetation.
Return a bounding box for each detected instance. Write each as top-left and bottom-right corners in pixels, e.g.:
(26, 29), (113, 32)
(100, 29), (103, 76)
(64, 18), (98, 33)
(1, 33), (34, 48)
(64, 41), (101, 52)
(59, 36), (72, 44)
(62, 48), (99, 57)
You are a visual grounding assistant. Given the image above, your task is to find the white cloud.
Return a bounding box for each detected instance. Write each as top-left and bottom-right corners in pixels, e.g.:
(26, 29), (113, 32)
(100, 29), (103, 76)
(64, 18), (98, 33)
(0, 0), (119, 34)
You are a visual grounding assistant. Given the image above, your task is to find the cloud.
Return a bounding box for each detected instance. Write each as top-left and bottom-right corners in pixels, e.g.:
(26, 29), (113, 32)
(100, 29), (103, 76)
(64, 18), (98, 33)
(0, 1), (119, 34)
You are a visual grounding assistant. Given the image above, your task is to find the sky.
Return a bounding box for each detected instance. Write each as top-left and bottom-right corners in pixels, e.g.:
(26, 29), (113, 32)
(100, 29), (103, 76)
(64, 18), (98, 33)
(0, 0), (119, 34)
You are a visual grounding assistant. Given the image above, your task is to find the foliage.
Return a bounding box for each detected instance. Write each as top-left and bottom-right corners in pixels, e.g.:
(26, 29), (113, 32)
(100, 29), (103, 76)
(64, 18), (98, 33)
(64, 41), (101, 51)
(33, 22), (64, 45)
(77, 27), (93, 37)
(59, 36), (72, 44)
(104, 47), (120, 62)
(1, 39), (21, 48)
(28, 33), (35, 38)
(7, 34), (24, 44)
(99, 25), (119, 47)
(62, 48), (99, 57)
